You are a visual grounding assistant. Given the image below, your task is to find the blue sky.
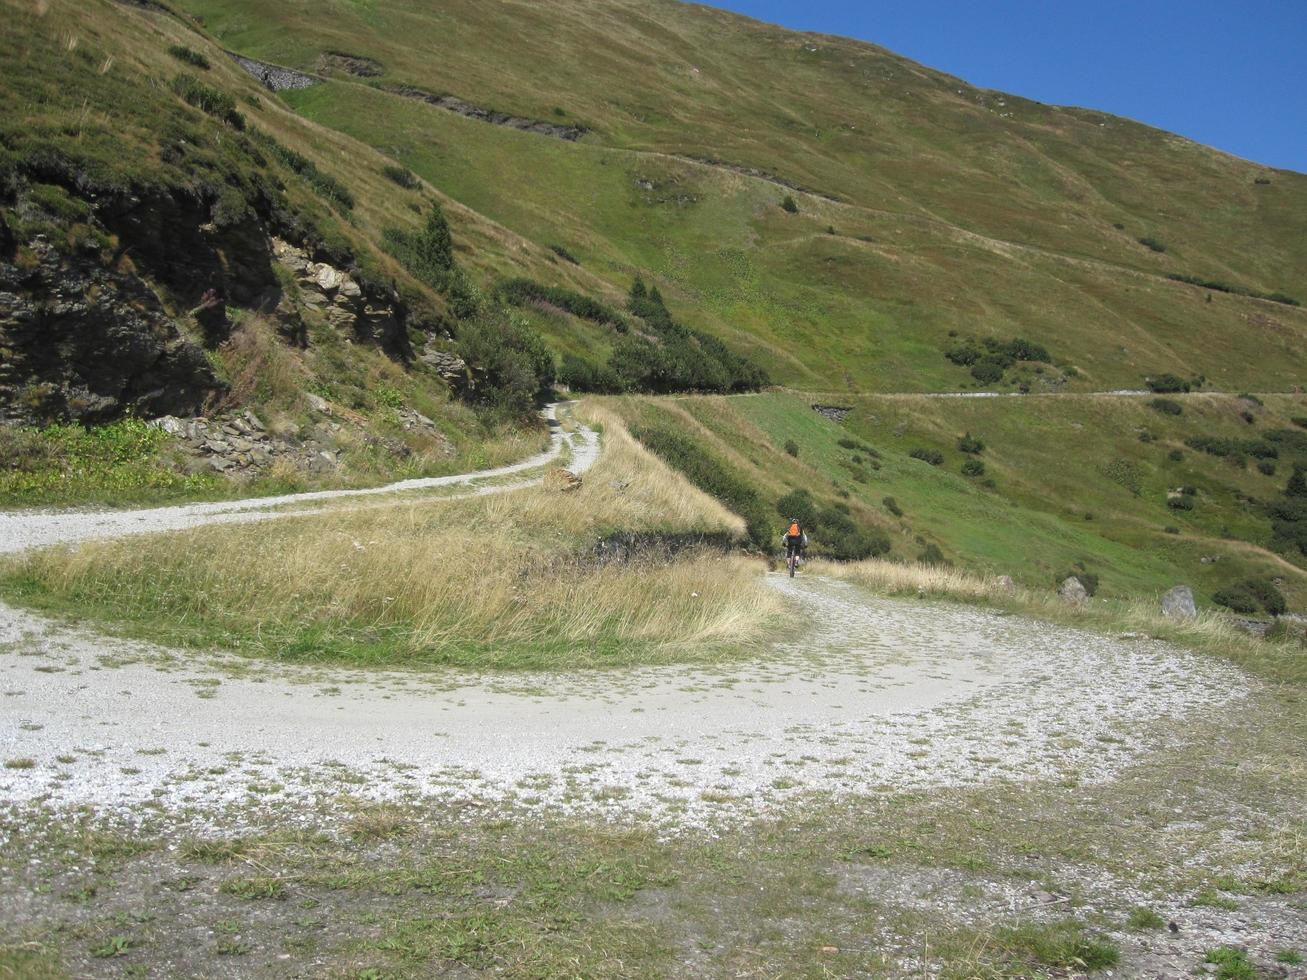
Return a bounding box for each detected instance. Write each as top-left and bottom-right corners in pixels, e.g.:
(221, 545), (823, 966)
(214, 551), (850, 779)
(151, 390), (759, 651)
(705, 0), (1307, 173)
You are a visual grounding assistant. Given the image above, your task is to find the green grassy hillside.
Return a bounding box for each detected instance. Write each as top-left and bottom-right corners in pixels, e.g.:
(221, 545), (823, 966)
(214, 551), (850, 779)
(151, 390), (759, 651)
(167, 0), (1307, 391)
(602, 391), (1307, 609)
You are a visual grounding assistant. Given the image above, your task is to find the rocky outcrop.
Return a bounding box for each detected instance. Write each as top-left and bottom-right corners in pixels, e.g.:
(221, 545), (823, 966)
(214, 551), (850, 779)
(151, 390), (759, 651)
(386, 86), (588, 141)
(419, 347), (471, 391)
(229, 53), (319, 92)
(269, 238), (407, 357)
(1058, 576), (1088, 604)
(1160, 585), (1197, 620)
(318, 51), (384, 78)
(151, 401), (451, 478)
(812, 404), (852, 422)
(0, 238), (221, 424)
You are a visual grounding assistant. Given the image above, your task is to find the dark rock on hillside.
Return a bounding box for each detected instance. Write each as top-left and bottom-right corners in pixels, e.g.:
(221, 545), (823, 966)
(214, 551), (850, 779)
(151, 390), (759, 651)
(386, 86), (588, 141)
(318, 51), (384, 77)
(229, 53), (319, 92)
(0, 239), (221, 424)
(812, 404), (852, 422)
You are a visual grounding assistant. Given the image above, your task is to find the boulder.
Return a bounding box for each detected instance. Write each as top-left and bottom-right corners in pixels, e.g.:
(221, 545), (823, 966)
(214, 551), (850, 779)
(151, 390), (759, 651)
(1059, 576), (1088, 605)
(546, 468), (583, 492)
(1160, 585), (1197, 620)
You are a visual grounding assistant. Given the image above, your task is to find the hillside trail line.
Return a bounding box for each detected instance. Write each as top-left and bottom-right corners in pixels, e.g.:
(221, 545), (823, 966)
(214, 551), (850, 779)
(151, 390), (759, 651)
(0, 402), (598, 556)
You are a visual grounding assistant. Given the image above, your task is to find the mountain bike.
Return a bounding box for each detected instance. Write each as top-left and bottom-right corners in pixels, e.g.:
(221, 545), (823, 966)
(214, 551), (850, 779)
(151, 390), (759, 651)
(786, 544), (800, 578)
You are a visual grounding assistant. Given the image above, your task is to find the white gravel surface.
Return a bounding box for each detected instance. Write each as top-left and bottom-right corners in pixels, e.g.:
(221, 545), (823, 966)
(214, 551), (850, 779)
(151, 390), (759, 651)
(0, 572), (1246, 831)
(0, 399), (1249, 832)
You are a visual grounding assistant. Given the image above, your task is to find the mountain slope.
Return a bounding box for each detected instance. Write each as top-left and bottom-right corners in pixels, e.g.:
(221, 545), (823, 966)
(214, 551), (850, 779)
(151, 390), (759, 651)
(169, 0), (1307, 392)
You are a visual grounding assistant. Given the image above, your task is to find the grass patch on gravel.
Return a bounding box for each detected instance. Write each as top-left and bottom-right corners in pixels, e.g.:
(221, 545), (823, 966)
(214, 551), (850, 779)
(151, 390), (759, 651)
(3, 687), (1303, 977)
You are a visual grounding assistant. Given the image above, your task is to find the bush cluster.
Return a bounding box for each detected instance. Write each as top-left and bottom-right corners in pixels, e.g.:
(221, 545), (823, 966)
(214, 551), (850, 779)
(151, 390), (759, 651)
(909, 448), (943, 466)
(381, 164), (420, 189)
(549, 244), (580, 265)
(1184, 435), (1277, 460)
(1167, 273), (1299, 307)
(961, 459), (985, 477)
(249, 129), (355, 210)
(171, 73), (244, 130)
(957, 432), (985, 454)
(775, 489), (890, 561)
(168, 45), (211, 70)
(1138, 236), (1166, 253)
(882, 496), (903, 517)
(1214, 578), (1286, 616)
(1270, 465), (1307, 556)
(456, 314), (554, 418)
(565, 278), (768, 396)
(944, 336), (1051, 385)
(1145, 374), (1191, 394)
(498, 278), (626, 329)
(1149, 398), (1183, 416)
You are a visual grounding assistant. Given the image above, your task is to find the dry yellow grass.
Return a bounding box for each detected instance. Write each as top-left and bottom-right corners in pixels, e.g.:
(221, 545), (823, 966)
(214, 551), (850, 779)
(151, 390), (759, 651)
(9, 406), (778, 669)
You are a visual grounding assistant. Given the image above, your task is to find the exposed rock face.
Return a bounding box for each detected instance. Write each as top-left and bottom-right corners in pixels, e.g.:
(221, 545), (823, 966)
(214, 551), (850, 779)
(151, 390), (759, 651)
(318, 51), (384, 77)
(1160, 585), (1197, 620)
(269, 238), (407, 357)
(1059, 575), (1089, 604)
(386, 86), (588, 141)
(812, 404), (852, 422)
(229, 53), (319, 92)
(0, 238), (221, 424)
(419, 347), (471, 391)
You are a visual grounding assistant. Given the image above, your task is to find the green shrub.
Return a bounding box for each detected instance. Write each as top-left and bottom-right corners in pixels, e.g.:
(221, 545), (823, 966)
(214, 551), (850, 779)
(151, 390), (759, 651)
(1258, 460), (1277, 476)
(776, 489), (818, 529)
(548, 244), (580, 265)
(1138, 236), (1166, 252)
(1000, 338), (1051, 362)
(958, 432), (985, 454)
(171, 73), (244, 130)
(1146, 373), (1189, 393)
(499, 278), (626, 329)
(784, 439), (799, 458)
(882, 496), (903, 517)
(1164, 525), (1180, 534)
(960, 458), (985, 477)
(909, 448), (943, 466)
(970, 358), (1005, 384)
(919, 543), (947, 566)
(1294, 418), (1307, 430)
(381, 164), (419, 189)
(168, 45), (210, 70)
(1168, 449), (1184, 461)
(455, 314), (554, 418)
(816, 507), (891, 561)
(557, 353), (621, 394)
(780, 194), (798, 213)
(1288, 465), (1307, 498)
(944, 344), (980, 366)
(1245, 578), (1288, 616)
(1149, 398), (1183, 416)
(1167, 496), (1194, 511)
(1212, 588), (1258, 615)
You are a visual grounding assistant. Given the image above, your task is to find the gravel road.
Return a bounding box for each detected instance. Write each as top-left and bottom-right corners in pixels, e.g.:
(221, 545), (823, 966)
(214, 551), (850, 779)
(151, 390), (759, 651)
(0, 402), (598, 556)
(0, 400), (1247, 831)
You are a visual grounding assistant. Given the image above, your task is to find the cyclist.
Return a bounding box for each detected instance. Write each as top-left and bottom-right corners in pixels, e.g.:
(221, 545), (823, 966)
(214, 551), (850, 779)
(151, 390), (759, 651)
(782, 518), (807, 575)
